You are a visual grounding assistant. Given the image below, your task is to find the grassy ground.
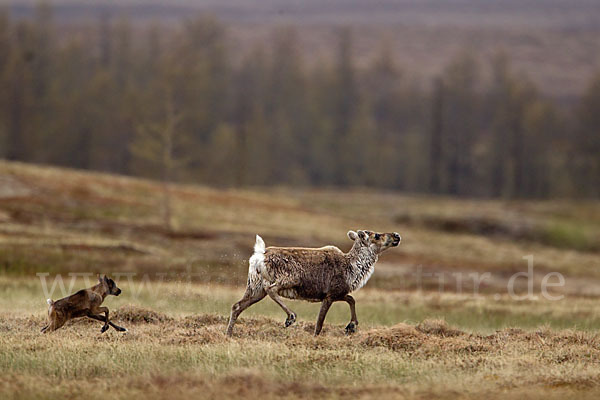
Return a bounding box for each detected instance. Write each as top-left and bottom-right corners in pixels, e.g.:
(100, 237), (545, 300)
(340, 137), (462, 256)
(2, 278), (600, 399)
(1, 161), (599, 398)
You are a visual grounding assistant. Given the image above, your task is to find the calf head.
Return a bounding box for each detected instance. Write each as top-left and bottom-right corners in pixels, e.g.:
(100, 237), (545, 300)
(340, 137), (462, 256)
(99, 275), (122, 296)
(347, 230), (401, 254)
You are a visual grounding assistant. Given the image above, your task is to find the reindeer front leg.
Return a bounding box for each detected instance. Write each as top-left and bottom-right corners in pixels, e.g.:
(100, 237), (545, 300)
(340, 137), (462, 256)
(343, 295), (358, 334)
(91, 306), (110, 333)
(314, 297), (333, 336)
(86, 313), (127, 332)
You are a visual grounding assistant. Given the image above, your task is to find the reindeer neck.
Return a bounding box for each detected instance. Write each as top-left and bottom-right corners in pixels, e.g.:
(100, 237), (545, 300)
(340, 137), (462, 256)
(345, 242), (378, 292)
(92, 282), (108, 299)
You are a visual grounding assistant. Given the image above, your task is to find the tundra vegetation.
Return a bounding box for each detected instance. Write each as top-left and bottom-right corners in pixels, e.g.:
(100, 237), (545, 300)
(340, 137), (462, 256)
(1, 162), (600, 399)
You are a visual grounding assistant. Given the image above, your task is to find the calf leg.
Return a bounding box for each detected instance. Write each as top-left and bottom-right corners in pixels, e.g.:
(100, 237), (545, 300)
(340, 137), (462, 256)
(87, 314), (127, 332)
(42, 311), (66, 333)
(226, 287), (267, 337)
(42, 318), (66, 333)
(343, 295), (358, 335)
(90, 306), (110, 333)
(265, 284), (297, 327)
(314, 297), (333, 336)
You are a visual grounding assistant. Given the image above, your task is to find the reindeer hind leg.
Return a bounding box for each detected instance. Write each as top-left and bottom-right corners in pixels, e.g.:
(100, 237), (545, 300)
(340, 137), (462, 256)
(265, 284), (297, 328)
(226, 286), (267, 337)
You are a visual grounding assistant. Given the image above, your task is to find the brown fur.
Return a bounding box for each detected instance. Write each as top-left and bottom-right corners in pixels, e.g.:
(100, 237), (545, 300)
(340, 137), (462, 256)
(41, 275), (127, 333)
(226, 230), (401, 336)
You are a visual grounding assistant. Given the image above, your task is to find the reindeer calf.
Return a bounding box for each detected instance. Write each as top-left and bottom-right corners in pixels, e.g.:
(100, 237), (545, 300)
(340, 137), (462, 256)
(226, 230), (401, 337)
(41, 275), (127, 333)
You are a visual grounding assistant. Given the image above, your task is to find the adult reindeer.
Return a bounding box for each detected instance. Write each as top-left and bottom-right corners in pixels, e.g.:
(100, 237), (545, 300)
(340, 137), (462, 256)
(226, 230), (401, 337)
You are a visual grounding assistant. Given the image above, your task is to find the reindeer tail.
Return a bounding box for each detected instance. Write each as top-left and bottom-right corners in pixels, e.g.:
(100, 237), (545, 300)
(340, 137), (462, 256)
(249, 235), (265, 275)
(47, 299), (54, 307)
(254, 234), (265, 254)
(247, 235), (266, 296)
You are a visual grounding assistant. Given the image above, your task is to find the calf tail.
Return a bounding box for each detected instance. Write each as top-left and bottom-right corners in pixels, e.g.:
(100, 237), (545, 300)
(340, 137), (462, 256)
(46, 299), (54, 314)
(42, 299), (55, 333)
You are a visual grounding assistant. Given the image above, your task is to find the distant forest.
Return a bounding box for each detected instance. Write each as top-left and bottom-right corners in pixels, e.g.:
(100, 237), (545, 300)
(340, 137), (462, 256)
(0, 5), (599, 198)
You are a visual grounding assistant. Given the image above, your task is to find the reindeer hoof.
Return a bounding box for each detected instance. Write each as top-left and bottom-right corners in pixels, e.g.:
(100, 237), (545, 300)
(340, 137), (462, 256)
(117, 326), (127, 332)
(285, 313), (297, 327)
(345, 322), (357, 335)
(101, 325), (109, 333)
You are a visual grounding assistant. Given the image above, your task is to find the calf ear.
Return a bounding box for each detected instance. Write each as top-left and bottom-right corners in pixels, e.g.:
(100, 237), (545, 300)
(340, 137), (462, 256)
(347, 230), (358, 241)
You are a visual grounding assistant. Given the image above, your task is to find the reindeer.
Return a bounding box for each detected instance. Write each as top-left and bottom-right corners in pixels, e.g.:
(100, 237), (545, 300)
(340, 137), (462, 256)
(226, 230), (401, 336)
(41, 275), (127, 333)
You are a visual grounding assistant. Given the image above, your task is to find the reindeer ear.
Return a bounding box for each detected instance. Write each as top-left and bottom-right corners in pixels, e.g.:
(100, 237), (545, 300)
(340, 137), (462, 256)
(357, 230), (368, 240)
(98, 274), (103, 283)
(347, 230), (358, 241)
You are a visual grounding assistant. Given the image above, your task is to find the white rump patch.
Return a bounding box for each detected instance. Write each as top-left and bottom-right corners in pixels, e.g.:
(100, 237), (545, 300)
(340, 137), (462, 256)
(249, 235), (265, 276)
(247, 235), (266, 295)
(254, 234), (265, 254)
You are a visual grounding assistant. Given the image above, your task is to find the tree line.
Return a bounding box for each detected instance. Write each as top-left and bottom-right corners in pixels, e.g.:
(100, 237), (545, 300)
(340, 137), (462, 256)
(0, 6), (598, 198)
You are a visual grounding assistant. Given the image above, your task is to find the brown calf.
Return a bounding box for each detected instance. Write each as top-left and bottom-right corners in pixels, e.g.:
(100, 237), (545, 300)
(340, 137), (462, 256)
(41, 275), (127, 333)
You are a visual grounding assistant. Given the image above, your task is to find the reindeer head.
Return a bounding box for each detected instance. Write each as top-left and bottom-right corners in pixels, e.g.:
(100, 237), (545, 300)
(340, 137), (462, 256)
(347, 230), (401, 254)
(99, 275), (122, 296)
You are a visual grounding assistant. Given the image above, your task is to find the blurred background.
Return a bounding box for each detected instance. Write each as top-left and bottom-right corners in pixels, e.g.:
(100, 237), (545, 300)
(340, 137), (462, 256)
(0, 0), (599, 198)
(0, 0), (599, 296)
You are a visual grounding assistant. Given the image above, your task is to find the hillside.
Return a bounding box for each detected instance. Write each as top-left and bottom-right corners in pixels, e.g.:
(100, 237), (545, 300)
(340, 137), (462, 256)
(1, 160), (599, 293)
(1, 161), (600, 399)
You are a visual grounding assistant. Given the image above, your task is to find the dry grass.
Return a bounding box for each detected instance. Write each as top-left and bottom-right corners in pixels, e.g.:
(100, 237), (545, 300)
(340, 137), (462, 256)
(2, 304), (600, 399)
(1, 277), (600, 398)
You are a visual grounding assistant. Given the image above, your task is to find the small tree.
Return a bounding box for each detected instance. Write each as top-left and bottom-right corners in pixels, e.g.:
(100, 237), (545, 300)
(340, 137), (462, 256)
(429, 77), (444, 194)
(129, 88), (188, 231)
(575, 72), (600, 198)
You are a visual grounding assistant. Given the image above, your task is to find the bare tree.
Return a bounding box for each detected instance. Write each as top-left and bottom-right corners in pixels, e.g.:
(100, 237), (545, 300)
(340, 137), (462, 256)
(429, 77), (444, 193)
(129, 88), (186, 231)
